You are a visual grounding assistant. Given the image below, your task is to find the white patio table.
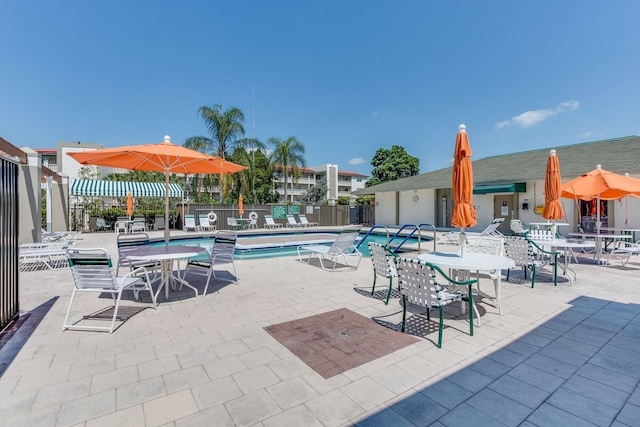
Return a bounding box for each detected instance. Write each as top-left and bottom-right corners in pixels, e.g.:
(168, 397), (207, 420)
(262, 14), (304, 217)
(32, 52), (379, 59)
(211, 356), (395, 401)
(567, 232), (632, 265)
(417, 251), (515, 318)
(530, 238), (595, 285)
(126, 245), (207, 300)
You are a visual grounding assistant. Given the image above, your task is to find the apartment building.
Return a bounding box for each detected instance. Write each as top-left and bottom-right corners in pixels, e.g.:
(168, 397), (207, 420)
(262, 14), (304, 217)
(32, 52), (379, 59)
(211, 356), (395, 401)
(273, 164), (368, 204)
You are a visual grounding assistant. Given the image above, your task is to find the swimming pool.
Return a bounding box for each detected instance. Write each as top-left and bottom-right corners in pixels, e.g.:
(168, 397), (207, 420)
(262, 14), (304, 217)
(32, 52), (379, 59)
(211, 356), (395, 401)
(151, 230), (432, 259)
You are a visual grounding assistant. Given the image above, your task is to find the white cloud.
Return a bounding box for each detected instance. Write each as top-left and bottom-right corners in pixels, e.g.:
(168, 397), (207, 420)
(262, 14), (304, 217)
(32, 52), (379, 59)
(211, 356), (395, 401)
(349, 157), (366, 165)
(579, 131), (592, 138)
(495, 100), (579, 129)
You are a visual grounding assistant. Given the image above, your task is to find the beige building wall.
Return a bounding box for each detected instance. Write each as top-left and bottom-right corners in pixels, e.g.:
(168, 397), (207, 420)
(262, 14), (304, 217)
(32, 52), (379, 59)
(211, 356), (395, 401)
(19, 148), (42, 243)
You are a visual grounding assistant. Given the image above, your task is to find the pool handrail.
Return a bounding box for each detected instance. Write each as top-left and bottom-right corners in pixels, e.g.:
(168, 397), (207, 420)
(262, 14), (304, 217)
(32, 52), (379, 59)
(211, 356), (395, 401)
(356, 223), (437, 253)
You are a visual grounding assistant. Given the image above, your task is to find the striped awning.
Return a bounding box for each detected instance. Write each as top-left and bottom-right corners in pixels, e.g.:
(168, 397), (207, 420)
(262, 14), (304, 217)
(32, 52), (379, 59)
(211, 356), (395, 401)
(70, 179), (183, 198)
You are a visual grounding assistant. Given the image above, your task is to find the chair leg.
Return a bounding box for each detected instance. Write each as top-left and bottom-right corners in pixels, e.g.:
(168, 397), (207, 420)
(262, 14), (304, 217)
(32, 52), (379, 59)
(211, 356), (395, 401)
(385, 277), (393, 305)
(401, 296), (407, 332)
(109, 291), (124, 333)
(62, 288), (79, 331)
(437, 306), (444, 348)
(531, 265), (536, 288)
(370, 274), (377, 296)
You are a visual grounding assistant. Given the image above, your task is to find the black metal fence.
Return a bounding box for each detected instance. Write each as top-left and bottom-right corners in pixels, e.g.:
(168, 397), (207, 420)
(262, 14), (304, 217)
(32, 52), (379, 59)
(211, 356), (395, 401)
(0, 155), (19, 332)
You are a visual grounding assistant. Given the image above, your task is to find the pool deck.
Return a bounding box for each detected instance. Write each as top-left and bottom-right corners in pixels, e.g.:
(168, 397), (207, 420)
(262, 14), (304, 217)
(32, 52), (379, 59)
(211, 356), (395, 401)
(2, 228), (640, 426)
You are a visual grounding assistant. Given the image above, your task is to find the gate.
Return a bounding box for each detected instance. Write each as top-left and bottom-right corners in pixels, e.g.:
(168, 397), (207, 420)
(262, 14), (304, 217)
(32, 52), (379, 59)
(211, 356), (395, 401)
(0, 155), (19, 331)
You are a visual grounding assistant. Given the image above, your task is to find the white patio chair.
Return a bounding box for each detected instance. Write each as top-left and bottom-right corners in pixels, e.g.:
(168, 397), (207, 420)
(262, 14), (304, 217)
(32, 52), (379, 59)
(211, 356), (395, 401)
(394, 257), (476, 348)
(298, 214), (318, 227)
(286, 214), (303, 228)
(442, 218), (504, 245)
(184, 214), (199, 232)
(367, 242), (399, 304)
(503, 236), (559, 287)
(95, 218), (112, 232)
(464, 236), (505, 315)
(297, 225), (363, 271)
(115, 220), (129, 234)
(19, 241), (74, 271)
(64, 248), (157, 333)
(116, 233), (160, 281)
(606, 240), (640, 266)
(153, 215), (166, 230)
(185, 231), (238, 295)
(264, 215), (282, 229)
(226, 217), (241, 230)
(130, 218), (146, 233)
(199, 214), (216, 231)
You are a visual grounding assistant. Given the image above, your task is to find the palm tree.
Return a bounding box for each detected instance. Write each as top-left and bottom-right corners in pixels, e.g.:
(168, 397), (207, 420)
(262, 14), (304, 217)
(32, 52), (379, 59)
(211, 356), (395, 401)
(269, 136), (306, 203)
(184, 103), (246, 158)
(184, 103), (246, 201)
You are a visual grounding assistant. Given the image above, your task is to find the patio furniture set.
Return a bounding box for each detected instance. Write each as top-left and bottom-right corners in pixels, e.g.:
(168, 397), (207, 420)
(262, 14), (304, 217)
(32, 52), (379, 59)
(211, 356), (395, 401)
(62, 230), (238, 333)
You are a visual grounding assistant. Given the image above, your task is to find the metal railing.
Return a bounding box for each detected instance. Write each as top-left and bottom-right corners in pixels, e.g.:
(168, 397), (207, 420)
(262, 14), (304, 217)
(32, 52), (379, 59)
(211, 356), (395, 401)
(0, 155), (19, 332)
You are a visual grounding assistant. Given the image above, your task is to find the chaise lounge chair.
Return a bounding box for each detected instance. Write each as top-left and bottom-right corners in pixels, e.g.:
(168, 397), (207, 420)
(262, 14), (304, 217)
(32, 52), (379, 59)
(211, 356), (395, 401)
(298, 214), (318, 227)
(264, 215), (282, 229)
(296, 225), (363, 271)
(442, 218), (504, 245)
(286, 214), (303, 228)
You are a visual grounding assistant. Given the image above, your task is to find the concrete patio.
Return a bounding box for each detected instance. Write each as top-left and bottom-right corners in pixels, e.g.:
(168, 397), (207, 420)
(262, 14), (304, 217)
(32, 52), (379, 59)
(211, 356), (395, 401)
(2, 230), (640, 426)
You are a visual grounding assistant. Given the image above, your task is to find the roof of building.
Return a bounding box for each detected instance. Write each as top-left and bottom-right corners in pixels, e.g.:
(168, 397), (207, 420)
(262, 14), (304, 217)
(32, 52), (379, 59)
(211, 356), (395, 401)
(354, 135), (640, 195)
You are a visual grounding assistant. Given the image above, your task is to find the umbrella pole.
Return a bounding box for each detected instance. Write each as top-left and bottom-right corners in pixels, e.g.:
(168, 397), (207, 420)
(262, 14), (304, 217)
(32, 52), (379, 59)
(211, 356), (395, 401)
(164, 170), (170, 245)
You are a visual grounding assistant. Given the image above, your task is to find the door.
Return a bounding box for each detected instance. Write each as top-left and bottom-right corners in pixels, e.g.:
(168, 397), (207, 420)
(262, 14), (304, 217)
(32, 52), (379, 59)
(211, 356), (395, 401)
(494, 194), (517, 234)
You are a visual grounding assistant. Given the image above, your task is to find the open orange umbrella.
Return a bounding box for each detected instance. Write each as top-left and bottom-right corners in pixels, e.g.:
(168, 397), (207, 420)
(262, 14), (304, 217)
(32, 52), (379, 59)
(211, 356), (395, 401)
(126, 192), (133, 218)
(541, 150), (564, 221)
(238, 194), (244, 217)
(451, 124), (477, 233)
(561, 164), (640, 232)
(68, 135), (246, 243)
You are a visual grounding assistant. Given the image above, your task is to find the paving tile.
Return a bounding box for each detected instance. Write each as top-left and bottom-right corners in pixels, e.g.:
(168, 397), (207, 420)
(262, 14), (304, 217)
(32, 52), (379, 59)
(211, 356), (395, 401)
(32, 376), (91, 410)
(547, 387), (618, 426)
(563, 374), (629, 410)
(467, 356), (512, 379)
(90, 365), (139, 394)
(589, 353), (640, 379)
(523, 353), (580, 379)
(575, 363), (639, 393)
(86, 404), (144, 427)
(116, 376), (166, 410)
(369, 364), (423, 394)
(142, 389), (199, 427)
(262, 405), (324, 427)
(268, 356), (312, 381)
(437, 402), (509, 427)
(418, 378), (473, 410)
(191, 377), (243, 409)
(352, 406), (416, 427)
(56, 389), (116, 426)
(163, 365), (209, 394)
(138, 355), (181, 380)
(202, 355), (246, 381)
(232, 365), (280, 394)
(304, 389), (363, 426)
(224, 389), (281, 426)
(507, 364), (565, 393)
(340, 376), (396, 411)
(550, 336), (601, 357)
(266, 377), (319, 410)
(174, 404), (235, 427)
(486, 347), (528, 368)
(445, 367), (494, 393)
(526, 403), (598, 427)
(466, 388), (532, 426)
(488, 374), (550, 410)
(386, 391), (448, 426)
(615, 402), (640, 426)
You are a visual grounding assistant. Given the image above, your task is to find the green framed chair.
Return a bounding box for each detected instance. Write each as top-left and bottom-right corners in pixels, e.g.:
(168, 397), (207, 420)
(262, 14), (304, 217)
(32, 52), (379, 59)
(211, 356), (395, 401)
(503, 235), (560, 287)
(367, 242), (399, 304)
(395, 257), (477, 348)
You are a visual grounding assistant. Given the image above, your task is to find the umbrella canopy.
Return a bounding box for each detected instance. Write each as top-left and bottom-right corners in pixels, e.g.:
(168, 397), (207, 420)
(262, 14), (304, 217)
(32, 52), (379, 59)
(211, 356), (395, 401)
(541, 149), (564, 221)
(238, 194), (244, 217)
(68, 135), (246, 243)
(561, 164), (640, 232)
(126, 192), (133, 218)
(560, 165), (640, 201)
(451, 124), (477, 229)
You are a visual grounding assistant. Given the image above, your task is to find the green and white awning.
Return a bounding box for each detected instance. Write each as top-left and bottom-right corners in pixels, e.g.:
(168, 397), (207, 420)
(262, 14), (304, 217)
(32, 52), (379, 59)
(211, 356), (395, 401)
(70, 179), (183, 198)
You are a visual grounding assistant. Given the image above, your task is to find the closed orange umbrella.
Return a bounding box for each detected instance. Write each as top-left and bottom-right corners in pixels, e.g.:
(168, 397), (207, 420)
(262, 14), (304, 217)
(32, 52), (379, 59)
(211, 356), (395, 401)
(68, 135), (246, 243)
(541, 150), (564, 221)
(126, 192), (133, 218)
(451, 124), (477, 230)
(238, 194), (244, 217)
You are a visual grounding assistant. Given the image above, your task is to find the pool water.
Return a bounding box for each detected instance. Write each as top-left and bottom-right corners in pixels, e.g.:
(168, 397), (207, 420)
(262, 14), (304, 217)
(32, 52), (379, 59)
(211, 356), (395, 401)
(154, 231), (431, 260)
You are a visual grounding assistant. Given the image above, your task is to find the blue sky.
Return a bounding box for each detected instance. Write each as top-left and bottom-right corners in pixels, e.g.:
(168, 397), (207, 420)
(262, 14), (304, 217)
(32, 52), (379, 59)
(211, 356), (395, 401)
(1, 1), (639, 176)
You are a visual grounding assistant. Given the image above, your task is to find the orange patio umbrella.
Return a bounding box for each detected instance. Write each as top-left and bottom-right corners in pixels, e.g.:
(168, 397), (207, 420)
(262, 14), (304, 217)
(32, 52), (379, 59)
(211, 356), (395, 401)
(238, 194), (244, 217)
(561, 164), (640, 232)
(451, 124), (477, 235)
(541, 150), (564, 221)
(126, 192), (133, 219)
(68, 135), (246, 243)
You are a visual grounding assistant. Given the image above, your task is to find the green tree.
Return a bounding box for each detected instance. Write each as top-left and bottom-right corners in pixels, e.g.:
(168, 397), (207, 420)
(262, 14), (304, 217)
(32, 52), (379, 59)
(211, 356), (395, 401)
(301, 178), (327, 204)
(365, 145), (420, 187)
(184, 103), (246, 158)
(184, 103), (246, 201)
(269, 136), (306, 203)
